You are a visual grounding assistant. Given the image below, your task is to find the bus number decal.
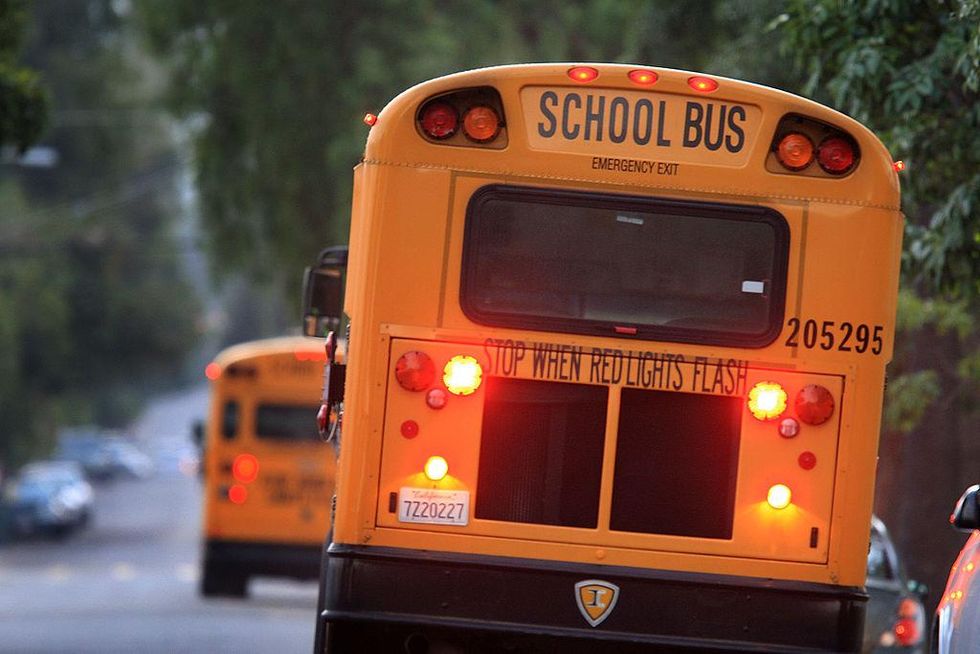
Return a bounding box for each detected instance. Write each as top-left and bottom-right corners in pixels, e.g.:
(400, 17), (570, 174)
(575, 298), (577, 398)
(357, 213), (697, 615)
(784, 318), (883, 355)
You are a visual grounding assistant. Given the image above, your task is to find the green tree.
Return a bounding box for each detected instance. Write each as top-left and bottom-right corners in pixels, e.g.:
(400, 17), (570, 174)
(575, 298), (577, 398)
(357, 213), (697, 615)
(0, 0), (48, 152)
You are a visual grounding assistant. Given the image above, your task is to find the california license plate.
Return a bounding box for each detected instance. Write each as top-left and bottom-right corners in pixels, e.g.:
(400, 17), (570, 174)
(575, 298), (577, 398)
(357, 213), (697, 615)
(398, 487), (470, 526)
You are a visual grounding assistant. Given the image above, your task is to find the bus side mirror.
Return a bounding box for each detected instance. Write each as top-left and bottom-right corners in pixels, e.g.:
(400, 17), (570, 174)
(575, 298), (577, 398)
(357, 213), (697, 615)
(302, 245), (347, 337)
(951, 484), (980, 531)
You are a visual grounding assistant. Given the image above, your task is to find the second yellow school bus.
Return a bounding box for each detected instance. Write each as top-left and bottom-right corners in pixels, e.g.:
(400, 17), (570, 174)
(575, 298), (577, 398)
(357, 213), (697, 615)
(315, 64), (903, 652)
(200, 337), (334, 597)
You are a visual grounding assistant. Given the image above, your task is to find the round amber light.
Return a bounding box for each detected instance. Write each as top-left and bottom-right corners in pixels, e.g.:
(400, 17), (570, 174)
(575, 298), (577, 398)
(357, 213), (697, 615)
(443, 355), (483, 396)
(767, 484), (792, 510)
(748, 382), (787, 420)
(462, 106), (500, 143)
(424, 456), (449, 481)
(776, 133), (815, 171)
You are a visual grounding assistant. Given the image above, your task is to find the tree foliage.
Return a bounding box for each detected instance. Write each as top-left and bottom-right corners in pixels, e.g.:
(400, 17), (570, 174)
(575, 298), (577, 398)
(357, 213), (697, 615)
(0, 0), (49, 152)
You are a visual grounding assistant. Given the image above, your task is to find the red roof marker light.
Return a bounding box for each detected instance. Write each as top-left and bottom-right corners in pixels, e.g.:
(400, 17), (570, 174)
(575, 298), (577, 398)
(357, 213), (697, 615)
(568, 66), (599, 83)
(688, 76), (718, 93)
(628, 69), (658, 86)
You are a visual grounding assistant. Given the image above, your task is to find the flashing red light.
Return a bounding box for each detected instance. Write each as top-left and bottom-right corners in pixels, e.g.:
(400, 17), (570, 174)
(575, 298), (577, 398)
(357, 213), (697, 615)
(232, 453), (259, 484)
(568, 66), (599, 83)
(795, 385), (835, 425)
(798, 451), (817, 470)
(627, 69), (658, 86)
(364, 113), (378, 127)
(817, 136), (856, 174)
(462, 106), (501, 143)
(395, 351), (436, 391)
(776, 133), (815, 171)
(228, 484), (247, 504)
(893, 160), (906, 172)
(688, 76), (718, 93)
(400, 420), (419, 439)
(419, 102), (458, 139)
(205, 362), (221, 381)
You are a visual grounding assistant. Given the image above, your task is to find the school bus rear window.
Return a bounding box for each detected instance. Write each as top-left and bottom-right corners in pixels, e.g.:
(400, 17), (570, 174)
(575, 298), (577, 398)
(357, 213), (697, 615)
(255, 404), (320, 441)
(461, 185), (789, 347)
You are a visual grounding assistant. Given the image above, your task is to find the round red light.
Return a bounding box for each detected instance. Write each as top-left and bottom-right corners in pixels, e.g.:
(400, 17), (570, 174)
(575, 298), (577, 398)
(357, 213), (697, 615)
(228, 484), (247, 504)
(688, 76), (718, 93)
(395, 351), (436, 391)
(893, 160), (906, 172)
(232, 453), (259, 483)
(567, 66), (599, 83)
(628, 69), (658, 86)
(419, 102), (458, 139)
(799, 451), (817, 470)
(817, 136), (856, 174)
(363, 113), (378, 127)
(400, 420), (419, 439)
(205, 362), (221, 381)
(776, 133), (815, 171)
(425, 388), (448, 410)
(462, 106), (500, 143)
(795, 384), (835, 425)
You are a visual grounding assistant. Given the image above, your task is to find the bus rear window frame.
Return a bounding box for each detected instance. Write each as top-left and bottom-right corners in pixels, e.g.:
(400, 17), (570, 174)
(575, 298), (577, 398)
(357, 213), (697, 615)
(460, 185), (790, 349)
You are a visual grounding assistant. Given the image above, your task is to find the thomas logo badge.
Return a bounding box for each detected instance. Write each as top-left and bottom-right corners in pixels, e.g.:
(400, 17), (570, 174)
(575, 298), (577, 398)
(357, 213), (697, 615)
(574, 579), (619, 627)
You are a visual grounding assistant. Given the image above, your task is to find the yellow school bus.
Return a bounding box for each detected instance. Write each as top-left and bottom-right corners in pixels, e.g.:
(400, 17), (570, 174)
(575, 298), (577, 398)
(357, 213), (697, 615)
(315, 64), (903, 652)
(200, 336), (334, 597)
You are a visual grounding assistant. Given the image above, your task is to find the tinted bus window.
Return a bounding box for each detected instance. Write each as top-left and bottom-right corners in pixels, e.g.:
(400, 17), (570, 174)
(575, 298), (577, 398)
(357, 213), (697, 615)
(462, 186), (789, 347)
(255, 404), (320, 441)
(221, 401), (239, 440)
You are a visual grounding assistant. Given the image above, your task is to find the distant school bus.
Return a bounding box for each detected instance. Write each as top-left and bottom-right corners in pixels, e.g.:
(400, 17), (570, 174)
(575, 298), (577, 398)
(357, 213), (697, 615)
(200, 337), (334, 597)
(313, 64), (904, 652)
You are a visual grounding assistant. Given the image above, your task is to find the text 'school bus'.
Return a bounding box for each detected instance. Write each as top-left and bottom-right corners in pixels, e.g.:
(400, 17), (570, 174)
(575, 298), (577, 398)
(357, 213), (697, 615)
(315, 64), (903, 653)
(200, 336), (334, 598)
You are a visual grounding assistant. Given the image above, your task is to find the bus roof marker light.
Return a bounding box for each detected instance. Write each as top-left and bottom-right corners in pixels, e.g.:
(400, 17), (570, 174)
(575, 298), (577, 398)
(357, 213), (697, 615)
(443, 355), (482, 396)
(776, 133), (815, 171)
(205, 362), (221, 381)
(767, 484), (792, 510)
(628, 69), (658, 86)
(688, 76), (718, 93)
(748, 381), (787, 420)
(419, 101), (458, 139)
(568, 66), (599, 83)
(462, 106), (501, 143)
(424, 455), (449, 481)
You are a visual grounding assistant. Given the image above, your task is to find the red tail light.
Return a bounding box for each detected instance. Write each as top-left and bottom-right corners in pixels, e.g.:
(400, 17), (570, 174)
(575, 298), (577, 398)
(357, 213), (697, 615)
(892, 598), (924, 646)
(228, 484), (248, 504)
(395, 351), (436, 391)
(420, 101), (458, 139)
(232, 453), (259, 484)
(775, 133), (815, 171)
(462, 106), (500, 143)
(795, 385), (835, 425)
(817, 136), (856, 174)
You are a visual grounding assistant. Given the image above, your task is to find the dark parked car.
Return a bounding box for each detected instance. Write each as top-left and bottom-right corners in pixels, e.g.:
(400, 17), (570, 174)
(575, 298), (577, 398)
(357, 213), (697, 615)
(3, 461), (94, 538)
(932, 484), (979, 654)
(864, 516), (927, 653)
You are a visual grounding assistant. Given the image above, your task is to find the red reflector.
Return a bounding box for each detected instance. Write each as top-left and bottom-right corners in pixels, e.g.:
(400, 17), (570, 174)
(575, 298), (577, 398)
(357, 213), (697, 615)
(400, 420), (419, 439)
(395, 351), (436, 391)
(775, 133), (815, 171)
(567, 66), (598, 83)
(688, 76), (718, 93)
(205, 362), (221, 381)
(795, 385), (835, 425)
(419, 102), (458, 139)
(363, 113), (378, 126)
(614, 326), (638, 335)
(627, 69), (658, 86)
(232, 453), (259, 484)
(817, 136), (856, 174)
(798, 451), (817, 470)
(228, 484), (247, 504)
(462, 106), (500, 143)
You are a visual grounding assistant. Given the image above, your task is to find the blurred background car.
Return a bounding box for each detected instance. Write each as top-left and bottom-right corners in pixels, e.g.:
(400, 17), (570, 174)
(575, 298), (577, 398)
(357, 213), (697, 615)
(932, 484), (979, 654)
(102, 437), (155, 479)
(864, 515), (927, 653)
(2, 461), (94, 538)
(55, 429), (116, 481)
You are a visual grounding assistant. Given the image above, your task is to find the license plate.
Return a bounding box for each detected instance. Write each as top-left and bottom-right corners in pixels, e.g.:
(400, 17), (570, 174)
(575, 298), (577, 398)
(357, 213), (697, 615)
(398, 487), (469, 526)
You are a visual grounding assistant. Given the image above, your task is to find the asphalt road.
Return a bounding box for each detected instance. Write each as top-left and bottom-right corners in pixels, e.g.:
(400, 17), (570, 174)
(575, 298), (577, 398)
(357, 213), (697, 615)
(0, 387), (318, 654)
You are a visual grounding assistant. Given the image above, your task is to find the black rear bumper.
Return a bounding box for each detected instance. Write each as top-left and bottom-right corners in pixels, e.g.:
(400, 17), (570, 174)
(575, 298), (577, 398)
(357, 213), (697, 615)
(204, 539), (321, 579)
(318, 544), (866, 653)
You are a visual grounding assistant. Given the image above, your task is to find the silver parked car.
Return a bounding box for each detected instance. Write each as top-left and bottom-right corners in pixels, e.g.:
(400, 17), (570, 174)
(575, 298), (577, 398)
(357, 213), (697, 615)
(3, 461), (94, 538)
(864, 516), (927, 653)
(932, 484), (979, 654)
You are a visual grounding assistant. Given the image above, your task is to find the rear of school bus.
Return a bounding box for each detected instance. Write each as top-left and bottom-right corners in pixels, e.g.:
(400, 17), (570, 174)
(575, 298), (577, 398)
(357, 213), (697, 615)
(201, 337), (335, 597)
(319, 64), (903, 652)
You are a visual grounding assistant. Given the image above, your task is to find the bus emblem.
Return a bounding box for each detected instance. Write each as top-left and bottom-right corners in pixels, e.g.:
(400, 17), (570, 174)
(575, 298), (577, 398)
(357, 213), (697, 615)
(574, 579), (619, 627)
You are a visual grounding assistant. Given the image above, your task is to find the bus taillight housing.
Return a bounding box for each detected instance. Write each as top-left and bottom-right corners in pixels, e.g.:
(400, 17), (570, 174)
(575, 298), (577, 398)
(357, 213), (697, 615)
(416, 87), (506, 148)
